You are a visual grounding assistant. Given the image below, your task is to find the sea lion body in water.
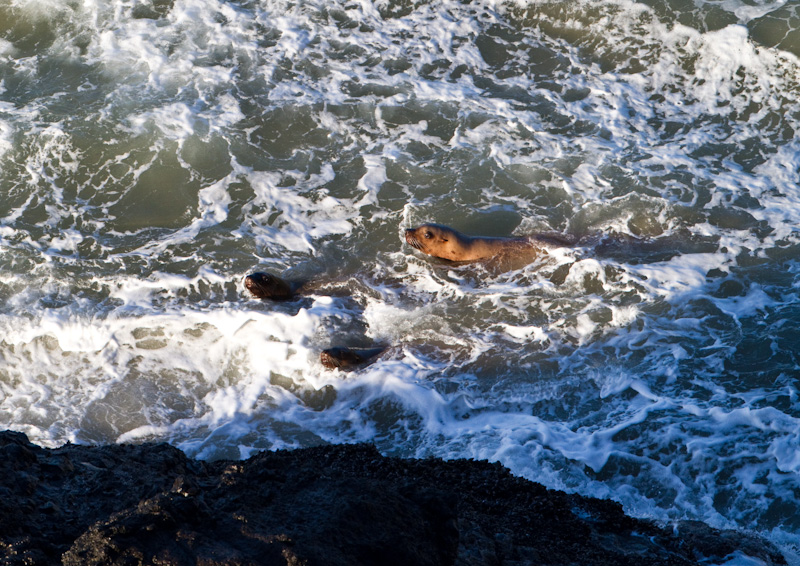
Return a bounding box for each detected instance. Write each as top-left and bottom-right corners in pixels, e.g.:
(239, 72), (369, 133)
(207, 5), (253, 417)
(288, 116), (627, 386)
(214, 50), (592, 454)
(320, 346), (387, 370)
(243, 272), (298, 300)
(404, 223), (576, 263)
(244, 272), (352, 300)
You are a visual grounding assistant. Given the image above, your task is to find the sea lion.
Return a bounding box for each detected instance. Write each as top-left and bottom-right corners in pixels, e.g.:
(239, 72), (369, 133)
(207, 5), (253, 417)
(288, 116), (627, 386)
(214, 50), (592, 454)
(244, 273), (385, 370)
(319, 346), (387, 370)
(404, 223), (575, 262)
(243, 271), (364, 301)
(243, 272), (297, 300)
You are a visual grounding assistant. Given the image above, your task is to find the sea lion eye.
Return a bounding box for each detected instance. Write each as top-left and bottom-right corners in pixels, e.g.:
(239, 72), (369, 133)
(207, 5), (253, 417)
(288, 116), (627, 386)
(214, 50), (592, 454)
(424, 231), (433, 239)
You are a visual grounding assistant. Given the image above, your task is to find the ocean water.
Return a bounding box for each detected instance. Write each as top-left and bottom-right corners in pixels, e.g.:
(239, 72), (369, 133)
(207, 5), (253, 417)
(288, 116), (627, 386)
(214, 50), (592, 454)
(1, 0), (800, 559)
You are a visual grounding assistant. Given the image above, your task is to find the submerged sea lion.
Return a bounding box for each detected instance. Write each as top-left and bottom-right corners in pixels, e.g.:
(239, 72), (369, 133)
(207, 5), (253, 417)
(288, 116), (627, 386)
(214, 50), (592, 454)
(244, 273), (386, 370)
(243, 272), (304, 300)
(404, 223), (576, 262)
(319, 346), (387, 370)
(244, 271), (368, 300)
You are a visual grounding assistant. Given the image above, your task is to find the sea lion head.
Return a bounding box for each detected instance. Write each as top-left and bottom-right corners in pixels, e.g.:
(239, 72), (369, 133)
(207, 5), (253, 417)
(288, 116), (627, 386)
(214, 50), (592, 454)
(404, 223), (467, 261)
(244, 272), (293, 300)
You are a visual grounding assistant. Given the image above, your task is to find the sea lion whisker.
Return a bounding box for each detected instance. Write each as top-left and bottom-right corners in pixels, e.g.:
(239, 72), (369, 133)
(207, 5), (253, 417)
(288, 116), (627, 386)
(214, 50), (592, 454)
(407, 235), (422, 250)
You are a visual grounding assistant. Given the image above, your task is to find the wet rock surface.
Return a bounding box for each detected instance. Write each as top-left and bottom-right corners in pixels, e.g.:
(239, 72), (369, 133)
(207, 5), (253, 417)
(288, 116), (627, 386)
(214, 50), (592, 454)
(0, 430), (787, 566)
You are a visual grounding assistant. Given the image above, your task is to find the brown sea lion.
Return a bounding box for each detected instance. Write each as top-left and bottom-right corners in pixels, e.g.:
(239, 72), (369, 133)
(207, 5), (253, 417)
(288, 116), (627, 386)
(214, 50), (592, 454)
(404, 223), (575, 262)
(319, 346), (387, 370)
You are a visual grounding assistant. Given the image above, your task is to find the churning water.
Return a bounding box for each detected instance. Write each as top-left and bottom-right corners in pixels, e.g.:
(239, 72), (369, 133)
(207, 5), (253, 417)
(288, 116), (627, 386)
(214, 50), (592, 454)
(2, 0), (800, 559)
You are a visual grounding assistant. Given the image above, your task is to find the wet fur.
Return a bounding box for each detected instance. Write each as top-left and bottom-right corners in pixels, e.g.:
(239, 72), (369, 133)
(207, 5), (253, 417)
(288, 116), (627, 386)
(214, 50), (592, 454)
(405, 223), (575, 263)
(243, 272), (297, 300)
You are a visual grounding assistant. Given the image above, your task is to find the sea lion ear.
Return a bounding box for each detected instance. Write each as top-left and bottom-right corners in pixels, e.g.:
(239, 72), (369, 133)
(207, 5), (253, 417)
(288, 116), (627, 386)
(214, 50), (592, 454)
(441, 238), (448, 242)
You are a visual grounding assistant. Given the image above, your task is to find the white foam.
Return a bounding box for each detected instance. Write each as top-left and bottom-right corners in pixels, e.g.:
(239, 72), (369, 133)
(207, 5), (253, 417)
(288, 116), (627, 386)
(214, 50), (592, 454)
(633, 254), (726, 301)
(497, 323), (548, 342)
(0, 118), (12, 159)
(129, 103), (195, 142)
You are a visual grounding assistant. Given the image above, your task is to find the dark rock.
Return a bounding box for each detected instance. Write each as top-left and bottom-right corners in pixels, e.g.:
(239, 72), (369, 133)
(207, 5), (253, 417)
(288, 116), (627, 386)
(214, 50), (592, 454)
(0, 431), (787, 566)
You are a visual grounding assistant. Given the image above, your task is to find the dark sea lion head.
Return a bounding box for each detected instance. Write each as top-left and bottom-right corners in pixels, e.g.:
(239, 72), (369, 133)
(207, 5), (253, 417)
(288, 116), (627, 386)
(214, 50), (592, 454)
(244, 272), (293, 300)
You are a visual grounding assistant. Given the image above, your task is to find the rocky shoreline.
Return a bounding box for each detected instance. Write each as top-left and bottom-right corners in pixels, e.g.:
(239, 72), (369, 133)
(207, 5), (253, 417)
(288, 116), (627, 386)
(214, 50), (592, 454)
(0, 430), (787, 565)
